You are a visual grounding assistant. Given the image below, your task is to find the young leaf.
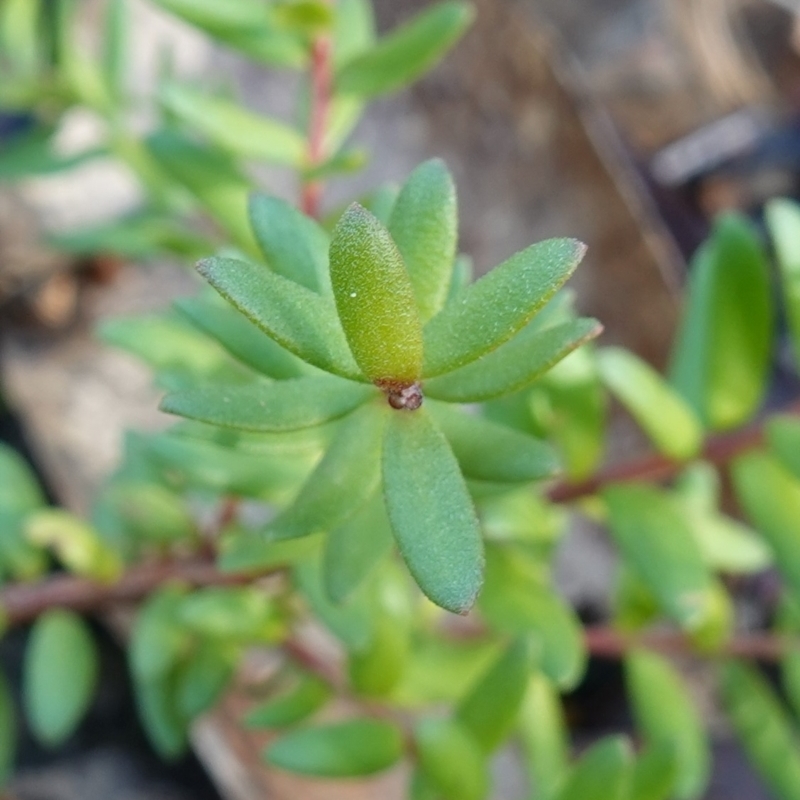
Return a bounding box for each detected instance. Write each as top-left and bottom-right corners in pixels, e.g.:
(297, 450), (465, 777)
(597, 347), (702, 461)
(245, 674), (331, 729)
(732, 453), (800, 600)
(626, 650), (709, 800)
(178, 587), (279, 641)
(24, 610), (98, 747)
(336, 2), (474, 98)
(669, 213), (773, 430)
(383, 408), (483, 614)
(161, 375), (373, 433)
(430, 405), (559, 484)
(330, 203), (423, 384)
(388, 159), (457, 322)
(414, 717), (489, 800)
(265, 718), (404, 776)
(198, 256), (361, 378)
(456, 639), (531, 753)
(323, 493), (394, 604)
(721, 661), (800, 800)
(425, 318), (601, 403)
(766, 198), (800, 370)
(0, 670), (14, 787)
(604, 485), (716, 633)
(422, 239), (586, 377)
(266, 402), (386, 540)
(159, 82), (305, 166)
(554, 736), (633, 800)
(249, 194), (331, 294)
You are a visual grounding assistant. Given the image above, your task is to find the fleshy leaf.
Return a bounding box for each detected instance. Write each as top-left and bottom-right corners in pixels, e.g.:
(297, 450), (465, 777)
(265, 719), (404, 776)
(161, 375), (373, 432)
(198, 256), (361, 378)
(333, 0), (375, 68)
(336, 2), (473, 97)
(176, 640), (236, 719)
(766, 198), (800, 370)
(0, 443), (44, 514)
(330, 203), (423, 384)
(388, 159), (457, 322)
(597, 347), (702, 461)
(382, 408), (483, 614)
(0, 670), (14, 786)
(422, 239), (586, 377)
(554, 736), (633, 800)
(425, 318), (601, 402)
(24, 610), (98, 747)
(245, 673), (331, 729)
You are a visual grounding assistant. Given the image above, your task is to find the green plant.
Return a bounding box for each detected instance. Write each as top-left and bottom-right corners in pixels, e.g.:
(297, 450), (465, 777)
(4, 2), (800, 800)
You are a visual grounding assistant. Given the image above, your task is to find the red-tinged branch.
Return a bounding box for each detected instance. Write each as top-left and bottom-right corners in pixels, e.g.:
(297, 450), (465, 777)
(0, 558), (254, 628)
(547, 400), (800, 505)
(301, 23), (334, 219)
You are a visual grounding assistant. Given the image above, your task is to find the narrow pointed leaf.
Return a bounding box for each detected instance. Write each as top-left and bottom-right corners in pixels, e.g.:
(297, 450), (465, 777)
(265, 719), (404, 776)
(721, 661), (800, 800)
(24, 610), (98, 747)
(422, 239), (586, 377)
(0, 670), (14, 786)
(246, 674), (331, 729)
(176, 640), (236, 719)
(597, 347), (702, 461)
(388, 159), (457, 322)
(330, 203), (423, 383)
(554, 737), (633, 800)
(425, 318), (601, 402)
(161, 375), (372, 432)
(103, 0), (127, 99)
(198, 256), (361, 378)
(336, 2), (474, 98)
(669, 213), (773, 430)
(159, 82), (305, 165)
(266, 402), (386, 540)
(249, 194), (330, 294)
(383, 408), (483, 614)
(430, 405), (558, 484)
(732, 453), (800, 600)
(333, 0), (375, 67)
(457, 639), (531, 753)
(766, 198), (800, 370)
(626, 650), (709, 800)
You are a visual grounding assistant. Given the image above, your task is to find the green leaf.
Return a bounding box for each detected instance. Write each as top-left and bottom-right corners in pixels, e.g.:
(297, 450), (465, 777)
(603, 485), (716, 633)
(669, 213), (773, 430)
(518, 673), (569, 800)
(457, 639), (531, 753)
(178, 587), (279, 641)
(0, 443), (44, 514)
(768, 414), (800, 479)
(0, 669), (15, 786)
(597, 347), (702, 460)
(198, 256), (361, 378)
(554, 736), (633, 800)
(626, 650), (709, 799)
(176, 640), (236, 719)
(333, 0), (375, 67)
(24, 610), (98, 747)
(0, 127), (103, 180)
(109, 482), (195, 544)
(266, 402), (386, 540)
(323, 493), (393, 604)
(161, 375), (372, 433)
(245, 673), (331, 729)
(388, 159), (457, 322)
(336, 2), (474, 98)
(130, 586), (191, 682)
(478, 544), (585, 689)
(265, 718), (404, 777)
(430, 405), (558, 484)
(219, 530), (322, 573)
(732, 453), (800, 600)
(135, 676), (188, 759)
(422, 239), (586, 377)
(782, 647), (800, 723)
(479, 490), (565, 549)
(103, 0), (127, 100)
(383, 407), (483, 614)
(721, 661), (800, 800)
(249, 194), (330, 294)
(175, 295), (310, 380)
(414, 717), (489, 800)
(766, 198), (800, 370)
(160, 82), (305, 166)
(630, 746), (679, 800)
(330, 203), (423, 384)
(425, 318), (601, 403)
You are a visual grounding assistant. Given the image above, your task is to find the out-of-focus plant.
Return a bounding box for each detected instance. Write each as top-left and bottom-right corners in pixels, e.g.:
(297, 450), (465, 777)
(4, 2), (800, 800)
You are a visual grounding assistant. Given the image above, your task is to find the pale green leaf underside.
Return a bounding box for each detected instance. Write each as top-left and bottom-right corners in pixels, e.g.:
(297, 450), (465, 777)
(330, 203), (423, 383)
(383, 408), (483, 614)
(198, 256), (362, 379)
(161, 375), (373, 432)
(424, 317), (601, 402)
(422, 238), (587, 378)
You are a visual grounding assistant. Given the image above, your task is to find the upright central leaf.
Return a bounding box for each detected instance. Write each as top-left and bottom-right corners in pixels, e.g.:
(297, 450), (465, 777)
(330, 203), (423, 386)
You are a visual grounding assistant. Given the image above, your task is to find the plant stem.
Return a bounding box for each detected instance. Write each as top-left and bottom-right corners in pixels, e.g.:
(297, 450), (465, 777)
(301, 20), (333, 219)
